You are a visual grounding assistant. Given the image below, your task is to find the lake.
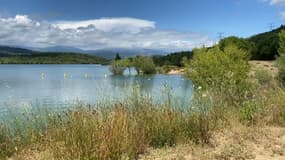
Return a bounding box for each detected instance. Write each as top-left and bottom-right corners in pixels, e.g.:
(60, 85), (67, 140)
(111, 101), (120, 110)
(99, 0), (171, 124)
(0, 65), (193, 117)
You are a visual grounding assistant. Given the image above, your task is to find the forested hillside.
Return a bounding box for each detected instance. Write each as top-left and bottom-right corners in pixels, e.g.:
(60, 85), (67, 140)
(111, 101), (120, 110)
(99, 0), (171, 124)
(248, 25), (285, 60)
(0, 46), (109, 64)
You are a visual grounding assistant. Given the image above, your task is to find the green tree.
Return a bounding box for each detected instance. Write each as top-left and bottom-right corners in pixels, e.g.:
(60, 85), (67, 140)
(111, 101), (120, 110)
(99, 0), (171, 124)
(219, 36), (256, 59)
(185, 45), (252, 105)
(277, 30), (285, 85)
(109, 60), (126, 75)
(115, 53), (122, 61)
(132, 56), (156, 74)
(248, 26), (284, 60)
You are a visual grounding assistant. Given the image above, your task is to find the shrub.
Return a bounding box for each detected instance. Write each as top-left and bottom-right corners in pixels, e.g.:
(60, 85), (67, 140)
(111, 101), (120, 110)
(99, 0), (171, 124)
(109, 60), (126, 75)
(239, 101), (258, 125)
(185, 45), (252, 106)
(132, 56), (156, 74)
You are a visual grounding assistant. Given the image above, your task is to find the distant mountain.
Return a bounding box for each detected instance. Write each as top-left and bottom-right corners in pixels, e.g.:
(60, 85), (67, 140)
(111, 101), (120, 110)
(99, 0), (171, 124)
(34, 46), (166, 59)
(36, 46), (86, 53)
(0, 45), (109, 64)
(0, 46), (34, 56)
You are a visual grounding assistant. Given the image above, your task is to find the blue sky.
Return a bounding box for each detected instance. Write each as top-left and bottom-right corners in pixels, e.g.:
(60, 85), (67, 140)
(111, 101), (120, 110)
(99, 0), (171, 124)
(0, 0), (284, 51)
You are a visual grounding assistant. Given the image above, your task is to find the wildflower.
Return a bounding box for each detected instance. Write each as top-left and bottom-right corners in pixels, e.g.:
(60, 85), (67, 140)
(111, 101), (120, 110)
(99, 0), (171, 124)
(198, 86), (202, 90)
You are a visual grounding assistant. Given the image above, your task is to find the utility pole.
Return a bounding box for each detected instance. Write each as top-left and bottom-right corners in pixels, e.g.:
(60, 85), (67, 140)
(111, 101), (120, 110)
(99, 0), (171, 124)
(217, 32), (224, 44)
(268, 23), (274, 31)
(217, 32), (224, 40)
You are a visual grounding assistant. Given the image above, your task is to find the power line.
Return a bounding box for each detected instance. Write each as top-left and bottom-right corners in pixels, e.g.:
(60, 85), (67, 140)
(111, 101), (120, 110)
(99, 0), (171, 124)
(217, 32), (224, 40)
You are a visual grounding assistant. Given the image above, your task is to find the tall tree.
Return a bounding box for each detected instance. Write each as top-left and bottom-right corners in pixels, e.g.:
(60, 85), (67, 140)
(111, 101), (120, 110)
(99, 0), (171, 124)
(115, 53), (122, 61)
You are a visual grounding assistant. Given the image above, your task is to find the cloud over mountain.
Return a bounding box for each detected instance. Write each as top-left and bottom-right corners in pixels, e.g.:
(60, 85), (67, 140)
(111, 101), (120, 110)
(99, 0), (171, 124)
(0, 15), (214, 51)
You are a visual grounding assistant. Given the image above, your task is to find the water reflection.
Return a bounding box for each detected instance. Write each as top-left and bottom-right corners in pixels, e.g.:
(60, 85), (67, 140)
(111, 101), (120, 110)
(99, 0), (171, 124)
(0, 65), (193, 115)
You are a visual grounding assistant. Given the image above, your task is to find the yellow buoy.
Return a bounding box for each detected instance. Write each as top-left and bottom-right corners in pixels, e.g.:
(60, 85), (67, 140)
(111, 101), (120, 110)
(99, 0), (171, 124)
(84, 73), (88, 79)
(64, 73), (68, 79)
(41, 73), (46, 79)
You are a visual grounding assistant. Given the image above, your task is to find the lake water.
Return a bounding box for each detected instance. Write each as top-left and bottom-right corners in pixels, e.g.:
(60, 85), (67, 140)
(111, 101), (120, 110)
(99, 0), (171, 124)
(0, 65), (193, 116)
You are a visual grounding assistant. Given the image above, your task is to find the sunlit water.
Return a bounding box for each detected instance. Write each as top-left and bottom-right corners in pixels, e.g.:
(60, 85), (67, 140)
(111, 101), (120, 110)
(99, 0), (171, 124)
(0, 64), (193, 117)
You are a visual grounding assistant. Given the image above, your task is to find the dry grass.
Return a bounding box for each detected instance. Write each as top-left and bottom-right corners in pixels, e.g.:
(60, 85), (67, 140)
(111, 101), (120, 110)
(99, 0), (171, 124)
(139, 126), (285, 160)
(9, 126), (285, 160)
(249, 60), (278, 78)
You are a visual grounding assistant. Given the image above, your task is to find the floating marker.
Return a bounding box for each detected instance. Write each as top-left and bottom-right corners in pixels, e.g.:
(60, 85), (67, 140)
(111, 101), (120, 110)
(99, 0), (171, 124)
(41, 73), (46, 79)
(84, 73), (88, 79)
(64, 73), (68, 79)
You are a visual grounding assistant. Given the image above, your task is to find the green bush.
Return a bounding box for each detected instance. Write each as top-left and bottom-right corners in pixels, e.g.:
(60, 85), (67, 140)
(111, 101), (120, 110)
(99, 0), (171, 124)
(185, 45), (252, 106)
(132, 56), (156, 74)
(109, 60), (126, 75)
(239, 101), (258, 125)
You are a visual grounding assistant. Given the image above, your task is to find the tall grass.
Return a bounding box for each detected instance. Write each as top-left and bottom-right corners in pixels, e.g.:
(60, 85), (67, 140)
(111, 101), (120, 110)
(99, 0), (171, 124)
(0, 85), (216, 159)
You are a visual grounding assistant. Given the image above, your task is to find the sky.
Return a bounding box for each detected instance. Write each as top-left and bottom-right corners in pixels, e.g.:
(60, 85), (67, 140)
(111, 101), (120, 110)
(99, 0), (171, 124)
(0, 0), (285, 51)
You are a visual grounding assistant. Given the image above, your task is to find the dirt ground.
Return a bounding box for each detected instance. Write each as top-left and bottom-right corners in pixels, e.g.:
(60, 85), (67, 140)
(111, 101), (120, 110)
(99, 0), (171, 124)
(249, 60), (278, 78)
(167, 60), (278, 77)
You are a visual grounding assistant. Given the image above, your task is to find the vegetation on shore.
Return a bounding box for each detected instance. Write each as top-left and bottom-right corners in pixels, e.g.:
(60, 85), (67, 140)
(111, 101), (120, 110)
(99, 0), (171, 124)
(0, 53), (109, 64)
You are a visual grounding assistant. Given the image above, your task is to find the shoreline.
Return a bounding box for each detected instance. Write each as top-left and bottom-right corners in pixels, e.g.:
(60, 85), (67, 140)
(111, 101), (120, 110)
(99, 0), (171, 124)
(167, 68), (185, 75)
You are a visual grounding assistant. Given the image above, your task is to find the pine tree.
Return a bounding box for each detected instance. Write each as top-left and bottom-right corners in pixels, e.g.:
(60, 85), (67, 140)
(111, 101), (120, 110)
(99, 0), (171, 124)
(115, 53), (121, 61)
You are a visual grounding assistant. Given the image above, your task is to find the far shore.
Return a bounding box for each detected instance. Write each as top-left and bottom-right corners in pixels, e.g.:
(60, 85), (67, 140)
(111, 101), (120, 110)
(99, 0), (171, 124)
(166, 60), (277, 76)
(167, 68), (185, 75)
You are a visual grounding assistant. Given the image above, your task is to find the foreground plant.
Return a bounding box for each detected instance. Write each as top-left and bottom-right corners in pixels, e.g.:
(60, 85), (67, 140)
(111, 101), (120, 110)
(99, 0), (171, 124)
(184, 45), (253, 106)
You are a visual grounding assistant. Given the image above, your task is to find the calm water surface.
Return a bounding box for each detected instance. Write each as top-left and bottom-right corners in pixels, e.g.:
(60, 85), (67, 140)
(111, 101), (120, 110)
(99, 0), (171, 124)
(0, 65), (193, 116)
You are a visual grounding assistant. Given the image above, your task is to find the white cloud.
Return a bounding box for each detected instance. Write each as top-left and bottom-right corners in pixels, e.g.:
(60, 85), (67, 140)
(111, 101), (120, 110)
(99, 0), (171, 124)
(54, 17), (155, 33)
(0, 15), (214, 51)
(266, 0), (285, 5)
